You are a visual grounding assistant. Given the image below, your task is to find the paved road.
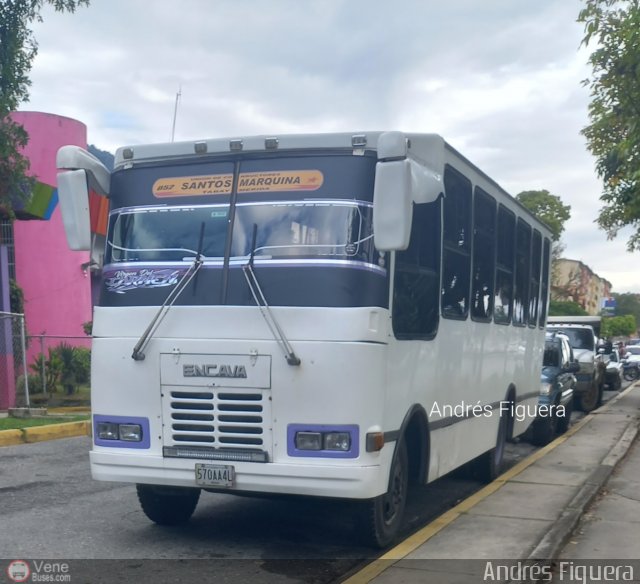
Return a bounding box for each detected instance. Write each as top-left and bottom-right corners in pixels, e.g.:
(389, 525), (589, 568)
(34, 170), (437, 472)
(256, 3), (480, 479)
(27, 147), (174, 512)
(0, 387), (624, 584)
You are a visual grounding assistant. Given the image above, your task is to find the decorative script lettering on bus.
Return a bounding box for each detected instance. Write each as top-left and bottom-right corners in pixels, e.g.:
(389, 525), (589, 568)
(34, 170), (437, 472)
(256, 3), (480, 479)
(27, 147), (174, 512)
(183, 364), (248, 378)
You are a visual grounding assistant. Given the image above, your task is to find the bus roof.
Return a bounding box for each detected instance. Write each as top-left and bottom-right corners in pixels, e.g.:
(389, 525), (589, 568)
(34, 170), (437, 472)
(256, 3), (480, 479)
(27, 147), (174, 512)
(113, 131), (551, 236)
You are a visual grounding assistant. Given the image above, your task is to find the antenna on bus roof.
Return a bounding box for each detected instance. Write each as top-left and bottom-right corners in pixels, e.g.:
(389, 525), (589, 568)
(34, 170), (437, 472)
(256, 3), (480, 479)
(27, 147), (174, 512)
(171, 86), (181, 142)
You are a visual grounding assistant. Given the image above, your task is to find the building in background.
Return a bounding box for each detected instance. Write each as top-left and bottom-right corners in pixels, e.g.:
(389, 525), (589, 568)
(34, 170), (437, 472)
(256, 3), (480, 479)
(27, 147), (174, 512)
(551, 258), (613, 315)
(0, 111), (96, 408)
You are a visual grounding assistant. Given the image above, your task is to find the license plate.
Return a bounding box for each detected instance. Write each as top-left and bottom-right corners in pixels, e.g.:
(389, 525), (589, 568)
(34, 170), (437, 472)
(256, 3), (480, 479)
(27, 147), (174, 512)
(195, 464), (235, 487)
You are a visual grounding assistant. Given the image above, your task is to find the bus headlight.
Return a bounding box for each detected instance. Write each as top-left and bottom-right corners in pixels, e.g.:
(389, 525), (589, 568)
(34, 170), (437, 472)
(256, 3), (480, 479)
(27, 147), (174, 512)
(119, 424), (143, 442)
(540, 382), (552, 396)
(324, 432), (351, 451)
(295, 432), (323, 450)
(289, 424), (358, 457)
(96, 422), (143, 442)
(294, 431), (351, 451)
(96, 422), (119, 440)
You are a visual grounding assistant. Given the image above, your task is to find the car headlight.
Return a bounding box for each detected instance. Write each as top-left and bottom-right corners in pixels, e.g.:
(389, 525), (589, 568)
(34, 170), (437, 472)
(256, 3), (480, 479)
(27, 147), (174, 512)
(540, 382), (552, 395)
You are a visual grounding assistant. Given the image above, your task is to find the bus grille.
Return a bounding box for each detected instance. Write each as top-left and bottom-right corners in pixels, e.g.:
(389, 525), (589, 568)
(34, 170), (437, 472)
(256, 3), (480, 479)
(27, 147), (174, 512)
(162, 388), (270, 450)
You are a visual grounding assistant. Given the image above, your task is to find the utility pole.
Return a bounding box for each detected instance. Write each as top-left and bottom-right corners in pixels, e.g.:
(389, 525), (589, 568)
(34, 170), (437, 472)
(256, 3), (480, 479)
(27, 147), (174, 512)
(171, 86), (182, 142)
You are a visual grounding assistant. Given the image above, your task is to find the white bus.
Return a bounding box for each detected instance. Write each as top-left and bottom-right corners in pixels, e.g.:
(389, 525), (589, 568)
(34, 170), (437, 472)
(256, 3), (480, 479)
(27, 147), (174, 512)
(57, 131), (551, 547)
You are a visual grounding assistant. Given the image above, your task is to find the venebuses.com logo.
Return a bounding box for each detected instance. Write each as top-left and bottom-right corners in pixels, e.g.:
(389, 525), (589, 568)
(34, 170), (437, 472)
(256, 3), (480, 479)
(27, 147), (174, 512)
(5, 560), (71, 582)
(6, 561), (30, 583)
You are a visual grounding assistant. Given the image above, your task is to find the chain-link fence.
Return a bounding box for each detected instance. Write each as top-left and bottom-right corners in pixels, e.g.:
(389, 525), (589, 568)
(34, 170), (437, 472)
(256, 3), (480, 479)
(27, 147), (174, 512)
(0, 311), (29, 409)
(25, 335), (91, 400)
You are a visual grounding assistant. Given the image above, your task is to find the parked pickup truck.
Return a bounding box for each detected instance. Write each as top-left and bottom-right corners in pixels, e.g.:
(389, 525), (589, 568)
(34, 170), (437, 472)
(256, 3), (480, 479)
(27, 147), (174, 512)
(547, 316), (606, 412)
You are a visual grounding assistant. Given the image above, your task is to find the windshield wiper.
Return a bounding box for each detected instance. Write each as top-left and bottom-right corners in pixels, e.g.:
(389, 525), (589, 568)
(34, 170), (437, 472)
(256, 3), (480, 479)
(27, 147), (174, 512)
(131, 223), (206, 361)
(242, 224), (301, 367)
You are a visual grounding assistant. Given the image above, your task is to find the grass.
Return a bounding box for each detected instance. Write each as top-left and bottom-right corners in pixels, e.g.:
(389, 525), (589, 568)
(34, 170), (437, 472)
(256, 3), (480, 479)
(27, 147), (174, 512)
(0, 415), (90, 431)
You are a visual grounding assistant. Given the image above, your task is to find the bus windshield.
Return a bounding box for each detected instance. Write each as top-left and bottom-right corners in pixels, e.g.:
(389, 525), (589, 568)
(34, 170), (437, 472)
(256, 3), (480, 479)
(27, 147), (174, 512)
(106, 200), (376, 265)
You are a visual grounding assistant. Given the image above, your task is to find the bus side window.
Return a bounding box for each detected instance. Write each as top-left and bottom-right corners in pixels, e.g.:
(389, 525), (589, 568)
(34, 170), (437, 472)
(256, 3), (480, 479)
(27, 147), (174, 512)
(494, 205), (515, 324)
(539, 238), (551, 328)
(513, 218), (531, 326)
(392, 200), (441, 339)
(442, 166), (471, 320)
(529, 230), (542, 326)
(471, 187), (496, 322)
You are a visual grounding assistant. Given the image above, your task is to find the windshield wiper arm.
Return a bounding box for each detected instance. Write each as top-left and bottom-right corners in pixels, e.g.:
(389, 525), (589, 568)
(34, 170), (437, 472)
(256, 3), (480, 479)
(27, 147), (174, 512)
(243, 224), (301, 367)
(131, 223), (206, 361)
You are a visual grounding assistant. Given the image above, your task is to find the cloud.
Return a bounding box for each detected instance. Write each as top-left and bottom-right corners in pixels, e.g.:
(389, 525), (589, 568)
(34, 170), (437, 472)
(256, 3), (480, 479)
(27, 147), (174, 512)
(23, 0), (640, 293)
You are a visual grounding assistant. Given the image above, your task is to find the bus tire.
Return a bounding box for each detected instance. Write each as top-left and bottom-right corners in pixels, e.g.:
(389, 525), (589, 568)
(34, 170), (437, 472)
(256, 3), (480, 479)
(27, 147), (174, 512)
(575, 378), (600, 412)
(358, 440), (408, 549)
(476, 408), (508, 483)
(136, 484), (200, 526)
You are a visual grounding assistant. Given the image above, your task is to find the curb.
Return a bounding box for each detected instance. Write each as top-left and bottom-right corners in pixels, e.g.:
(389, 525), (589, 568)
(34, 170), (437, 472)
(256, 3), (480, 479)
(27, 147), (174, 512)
(527, 395), (640, 563)
(48, 407), (91, 414)
(0, 420), (91, 447)
(343, 384), (640, 584)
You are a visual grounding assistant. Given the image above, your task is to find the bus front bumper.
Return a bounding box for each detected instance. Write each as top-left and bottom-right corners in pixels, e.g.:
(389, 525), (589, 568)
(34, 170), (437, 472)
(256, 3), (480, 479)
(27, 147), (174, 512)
(90, 450), (388, 500)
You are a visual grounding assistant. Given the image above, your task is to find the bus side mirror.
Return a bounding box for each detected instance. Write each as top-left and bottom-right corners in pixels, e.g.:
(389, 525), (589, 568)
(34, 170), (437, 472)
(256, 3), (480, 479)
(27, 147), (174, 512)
(56, 146), (111, 251)
(57, 170), (92, 251)
(373, 159), (412, 251)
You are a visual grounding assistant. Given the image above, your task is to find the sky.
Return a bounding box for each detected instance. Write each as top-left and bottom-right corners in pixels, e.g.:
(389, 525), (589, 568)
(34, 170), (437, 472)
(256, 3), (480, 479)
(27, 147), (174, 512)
(23, 0), (640, 294)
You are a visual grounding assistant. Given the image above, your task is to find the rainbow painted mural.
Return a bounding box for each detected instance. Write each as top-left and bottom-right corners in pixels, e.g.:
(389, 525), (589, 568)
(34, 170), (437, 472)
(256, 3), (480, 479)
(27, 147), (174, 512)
(22, 180), (108, 236)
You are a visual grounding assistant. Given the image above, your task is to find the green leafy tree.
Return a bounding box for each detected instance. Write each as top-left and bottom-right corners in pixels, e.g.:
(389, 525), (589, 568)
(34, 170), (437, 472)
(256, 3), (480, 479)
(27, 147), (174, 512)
(29, 347), (62, 394)
(516, 189), (572, 297)
(8, 278), (24, 313)
(549, 300), (589, 316)
(578, 0), (640, 250)
(72, 346), (90, 384)
(612, 292), (640, 322)
(55, 342), (78, 395)
(0, 0), (89, 214)
(516, 190), (571, 242)
(602, 314), (637, 337)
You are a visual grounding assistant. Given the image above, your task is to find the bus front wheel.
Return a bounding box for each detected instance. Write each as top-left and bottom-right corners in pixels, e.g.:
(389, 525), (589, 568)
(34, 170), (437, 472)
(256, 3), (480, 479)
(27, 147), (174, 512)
(136, 484), (200, 526)
(358, 440), (408, 548)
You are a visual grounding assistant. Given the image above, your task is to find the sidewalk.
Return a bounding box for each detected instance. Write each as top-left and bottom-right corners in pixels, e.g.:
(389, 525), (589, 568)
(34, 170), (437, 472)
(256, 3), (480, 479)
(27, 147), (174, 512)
(557, 422), (640, 561)
(345, 385), (640, 584)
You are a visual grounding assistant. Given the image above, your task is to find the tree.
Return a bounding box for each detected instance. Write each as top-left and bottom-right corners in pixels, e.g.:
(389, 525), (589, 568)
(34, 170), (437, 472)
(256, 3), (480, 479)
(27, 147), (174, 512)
(515, 190), (571, 242)
(9, 278), (24, 313)
(516, 189), (572, 293)
(0, 0), (89, 214)
(601, 314), (637, 338)
(578, 0), (640, 251)
(613, 292), (640, 323)
(549, 300), (589, 316)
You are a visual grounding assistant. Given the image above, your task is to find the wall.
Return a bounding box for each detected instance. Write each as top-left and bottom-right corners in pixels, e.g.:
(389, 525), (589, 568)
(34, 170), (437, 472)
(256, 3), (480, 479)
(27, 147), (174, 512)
(552, 258), (613, 315)
(11, 112), (92, 363)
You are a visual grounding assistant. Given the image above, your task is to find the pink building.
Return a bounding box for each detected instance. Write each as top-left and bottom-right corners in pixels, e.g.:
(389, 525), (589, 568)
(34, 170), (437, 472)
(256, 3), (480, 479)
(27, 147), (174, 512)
(0, 112), (93, 408)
